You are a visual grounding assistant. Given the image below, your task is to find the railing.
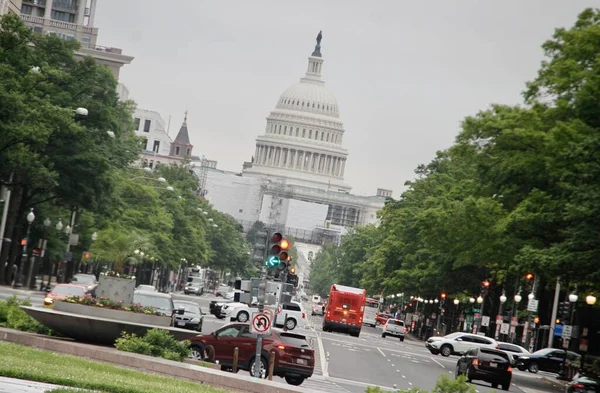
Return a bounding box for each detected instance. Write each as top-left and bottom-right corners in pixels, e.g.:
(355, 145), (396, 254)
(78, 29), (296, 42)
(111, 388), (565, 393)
(20, 14), (44, 24)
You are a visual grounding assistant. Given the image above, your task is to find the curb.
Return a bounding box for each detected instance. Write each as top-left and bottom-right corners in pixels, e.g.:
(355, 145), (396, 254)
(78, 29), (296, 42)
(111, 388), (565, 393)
(0, 327), (323, 393)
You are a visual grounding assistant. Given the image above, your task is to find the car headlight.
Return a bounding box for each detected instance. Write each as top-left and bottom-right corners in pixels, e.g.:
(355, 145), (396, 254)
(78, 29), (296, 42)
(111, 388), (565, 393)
(190, 317), (200, 323)
(44, 297), (53, 304)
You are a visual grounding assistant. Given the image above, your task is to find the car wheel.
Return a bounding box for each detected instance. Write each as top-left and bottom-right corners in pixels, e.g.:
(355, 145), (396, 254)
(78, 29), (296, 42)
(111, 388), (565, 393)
(440, 344), (453, 357)
(455, 364), (461, 378)
(528, 362), (539, 373)
(466, 366), (474, 383)
(189, 344), (205, 361)
(285, 318), (297, 330)
(400, 336), (404, 342)
(237, 311), (249, 323)
(285, 376), (305, 386)
(502, 381), (510, 391)
(517, 365), (526, 371)
(492, 383), (498, 389)
(249, 356), (268, 379)
(381, 333), (386, 338)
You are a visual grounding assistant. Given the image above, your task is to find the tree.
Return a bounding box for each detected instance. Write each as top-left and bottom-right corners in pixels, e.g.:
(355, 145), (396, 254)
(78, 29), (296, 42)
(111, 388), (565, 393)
(89, 229), (153, 274)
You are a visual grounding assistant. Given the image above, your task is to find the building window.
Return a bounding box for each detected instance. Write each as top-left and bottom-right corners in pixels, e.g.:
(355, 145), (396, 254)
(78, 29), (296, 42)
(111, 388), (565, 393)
(143, 119), (151, 132)
(239, 209), (243, 213)
(51, 10), (75, 23)
(309, 130), (312, 139)
(321, 133), (324, 141)
(296, 128), (299, 137)
(315, 131), (319, 140)
(186, 148), (190, 156)
(141, 138), (148, 150)
(302, 129), (306, 137)
(134, 118), (140, 130)
(175, 146), (180, 155)
(153, 140), (160, 153)
(21, 5), (33, 14)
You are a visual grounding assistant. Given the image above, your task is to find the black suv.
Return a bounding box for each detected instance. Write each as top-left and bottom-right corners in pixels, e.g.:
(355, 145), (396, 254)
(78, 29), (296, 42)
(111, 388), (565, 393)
(455, 347), (512, 391)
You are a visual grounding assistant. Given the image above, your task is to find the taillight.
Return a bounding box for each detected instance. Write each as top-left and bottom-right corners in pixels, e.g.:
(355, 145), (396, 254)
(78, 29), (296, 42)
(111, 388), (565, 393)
(277, 345), (285, 350)
(472, 359), (479, 366)
(495, 345), (499, 349)
(507, 366), (513, 373)
(302, 312), (306, 319)
(572, 384), (585, 389)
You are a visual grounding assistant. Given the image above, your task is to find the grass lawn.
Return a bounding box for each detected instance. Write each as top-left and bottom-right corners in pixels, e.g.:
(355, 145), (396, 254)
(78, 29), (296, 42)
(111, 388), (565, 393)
(0, 342), (231, 393)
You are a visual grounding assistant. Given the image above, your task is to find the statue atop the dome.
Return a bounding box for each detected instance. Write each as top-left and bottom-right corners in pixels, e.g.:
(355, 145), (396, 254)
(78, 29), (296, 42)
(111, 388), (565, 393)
(312, 30), (323, 57)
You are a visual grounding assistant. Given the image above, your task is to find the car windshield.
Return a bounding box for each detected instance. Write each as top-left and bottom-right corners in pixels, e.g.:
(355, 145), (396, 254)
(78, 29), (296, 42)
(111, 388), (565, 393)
(72, 275), (95, 284)
(187, 278), (203, 285)
(279, 333), (310, 348)
(443, 332), (463, 339)
(388, 319), (404, 325)
(52, 285), (85, 296)
(134, 294), (172, 313)
(481, 349), (509, 360)
(174, 302), (201, 315)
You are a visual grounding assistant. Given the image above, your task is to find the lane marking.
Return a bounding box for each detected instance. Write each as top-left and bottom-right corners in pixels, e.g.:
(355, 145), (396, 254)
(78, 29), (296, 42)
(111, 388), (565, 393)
(377, 348), (387, 357)
(409, 382), (413, 386)
(431, 357), (446, 369)
(316, 331), (329, 378)
(402, 375), (406, 379)
(391, 363), (395, 367)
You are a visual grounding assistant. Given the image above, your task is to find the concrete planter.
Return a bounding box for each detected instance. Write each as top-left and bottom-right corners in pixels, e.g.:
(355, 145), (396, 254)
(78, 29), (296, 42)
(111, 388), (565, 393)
(54, 301), (172, 327)
(96, 275), (135, 305)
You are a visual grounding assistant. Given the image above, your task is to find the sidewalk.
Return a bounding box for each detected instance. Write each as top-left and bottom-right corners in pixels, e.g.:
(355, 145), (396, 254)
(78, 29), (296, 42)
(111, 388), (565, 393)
(0, 376), (65, 393)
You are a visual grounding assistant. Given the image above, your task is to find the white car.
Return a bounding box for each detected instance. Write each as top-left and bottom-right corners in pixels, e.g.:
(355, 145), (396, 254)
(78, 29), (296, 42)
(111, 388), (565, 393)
(425, 332), (499, 357)
(224, 297), (259, 322)
(497, 342), (530, 365)
(274, 301), (307, 331)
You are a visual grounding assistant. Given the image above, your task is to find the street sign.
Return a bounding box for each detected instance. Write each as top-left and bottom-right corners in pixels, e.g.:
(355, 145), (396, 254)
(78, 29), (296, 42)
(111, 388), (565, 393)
(562, 325), (572, 338)
(251, 312), (272, 334)
(481, 316), (490, 327)
(500, 323), (510, 335)
(554, 324), (564, 337)
(527, 299), (539, 312)
(263, 307), (275, 321)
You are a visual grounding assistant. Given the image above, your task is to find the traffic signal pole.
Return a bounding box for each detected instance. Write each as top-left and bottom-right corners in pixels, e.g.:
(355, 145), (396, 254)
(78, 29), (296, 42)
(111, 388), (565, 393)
(548, 277), (561, 348)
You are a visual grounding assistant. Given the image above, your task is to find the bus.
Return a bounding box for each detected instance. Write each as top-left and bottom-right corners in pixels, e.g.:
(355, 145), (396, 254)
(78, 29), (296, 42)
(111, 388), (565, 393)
(322, 284), (367, 337)
(363, 298), (380, 327)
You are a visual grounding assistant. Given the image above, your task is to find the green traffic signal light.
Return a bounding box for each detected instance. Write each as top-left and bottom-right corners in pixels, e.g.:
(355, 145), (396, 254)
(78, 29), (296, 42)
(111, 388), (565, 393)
(265, 255), (281, 268)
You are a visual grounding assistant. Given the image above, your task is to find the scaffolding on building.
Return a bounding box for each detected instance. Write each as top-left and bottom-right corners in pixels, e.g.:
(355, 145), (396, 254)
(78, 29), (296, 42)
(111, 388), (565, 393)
(197, 156), (209, 197)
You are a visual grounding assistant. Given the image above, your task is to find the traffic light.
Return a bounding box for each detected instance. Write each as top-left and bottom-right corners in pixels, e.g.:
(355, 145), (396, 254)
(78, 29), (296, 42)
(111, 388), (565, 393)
(252, 230), (269, 264)
(525, 273), (534, 281)
(481, 280), (490, 296)
(289, 267), (296, 275)
(441, 293), (447, 301)
(558, 301), (572, 322)
(20, 239), (26, 246)
(265, 232), (290, 269)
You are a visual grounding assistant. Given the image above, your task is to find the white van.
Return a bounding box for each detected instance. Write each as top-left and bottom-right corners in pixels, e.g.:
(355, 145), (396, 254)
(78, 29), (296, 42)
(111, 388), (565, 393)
(312, 295), (321, 304)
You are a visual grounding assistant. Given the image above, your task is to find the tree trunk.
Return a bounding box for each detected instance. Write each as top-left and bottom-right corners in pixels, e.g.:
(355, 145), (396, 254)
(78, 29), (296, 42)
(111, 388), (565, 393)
(0, 186), (23, 285)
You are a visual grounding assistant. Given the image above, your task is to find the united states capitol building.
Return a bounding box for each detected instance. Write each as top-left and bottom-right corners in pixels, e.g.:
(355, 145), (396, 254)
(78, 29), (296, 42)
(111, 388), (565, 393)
(191, 33), (392, 244)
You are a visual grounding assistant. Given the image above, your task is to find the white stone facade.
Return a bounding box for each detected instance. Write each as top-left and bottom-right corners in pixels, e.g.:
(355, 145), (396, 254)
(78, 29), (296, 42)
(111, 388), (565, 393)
(133, 109), (177, 168)
(243, 44), (350, 192)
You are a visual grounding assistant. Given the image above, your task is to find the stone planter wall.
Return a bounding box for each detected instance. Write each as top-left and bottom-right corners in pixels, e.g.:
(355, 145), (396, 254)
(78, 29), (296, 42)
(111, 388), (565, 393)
(97, 275), (135, 305)
(53, 302), (172, 327)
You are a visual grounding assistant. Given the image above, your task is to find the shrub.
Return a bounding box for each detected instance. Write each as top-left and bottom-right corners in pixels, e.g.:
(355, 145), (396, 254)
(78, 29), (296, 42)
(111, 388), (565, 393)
(365, 375), (475, 393)
(115, 329), (191, 362)
(0, 296), (54, 335)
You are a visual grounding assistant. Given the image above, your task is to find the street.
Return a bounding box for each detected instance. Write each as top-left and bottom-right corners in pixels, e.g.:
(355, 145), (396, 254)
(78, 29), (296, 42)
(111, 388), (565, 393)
(0, 376), (63, 393)
(0, 286), (567, 393)
(297, 314), (566, 393)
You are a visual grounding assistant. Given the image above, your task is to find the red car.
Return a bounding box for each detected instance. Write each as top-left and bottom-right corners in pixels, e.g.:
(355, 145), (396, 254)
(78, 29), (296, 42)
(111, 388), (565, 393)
(188, 323), (314, 386)
(376, 312), (394, 326)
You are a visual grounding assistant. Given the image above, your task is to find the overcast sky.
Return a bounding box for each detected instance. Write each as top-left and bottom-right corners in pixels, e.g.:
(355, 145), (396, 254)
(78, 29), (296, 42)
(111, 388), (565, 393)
(95, 1), (597, 197)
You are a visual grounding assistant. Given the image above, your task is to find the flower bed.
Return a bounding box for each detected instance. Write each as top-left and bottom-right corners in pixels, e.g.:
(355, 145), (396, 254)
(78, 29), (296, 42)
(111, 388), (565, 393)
(60, 295), (165, 316)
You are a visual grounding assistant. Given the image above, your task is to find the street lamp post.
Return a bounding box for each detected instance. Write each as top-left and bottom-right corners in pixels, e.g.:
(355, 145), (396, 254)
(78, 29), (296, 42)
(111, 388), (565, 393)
(17, 209), (35, 288)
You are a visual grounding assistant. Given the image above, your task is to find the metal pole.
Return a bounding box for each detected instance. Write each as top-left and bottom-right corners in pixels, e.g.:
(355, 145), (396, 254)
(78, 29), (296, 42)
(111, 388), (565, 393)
(253, 334), (263, 378)
(16, 215), (33, 288)
(0, 172), (13, 258)
(548, 277), (561, 348)
(64, 210), (76, 281)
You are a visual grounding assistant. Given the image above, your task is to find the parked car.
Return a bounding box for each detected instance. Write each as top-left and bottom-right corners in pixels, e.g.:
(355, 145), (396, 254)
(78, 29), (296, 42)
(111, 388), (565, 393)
(375, 312), (394, 326)
(497, 342), (530, 366)
(71, 274), (98, 294)
(136, 285), (157, 292)
(188, 323), (314, 386)
(381, 318), (405, 341)
(455, 347), (512, 391)
(516, 348), (581, 374)
(44, 284), (89, 306)
(216, 284), (232, 297)
(209, 300), (228, 319)
(173, 300), (203, 331)
(133, 290), (184, 325)
(426, 332), (499, 357)
(223, 298), (259, 322)
(566, 373), (599, 393)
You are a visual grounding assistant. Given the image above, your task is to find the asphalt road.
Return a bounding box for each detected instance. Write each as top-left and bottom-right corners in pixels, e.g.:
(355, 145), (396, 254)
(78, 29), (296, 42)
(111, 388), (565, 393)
(300, 313), (566, 393)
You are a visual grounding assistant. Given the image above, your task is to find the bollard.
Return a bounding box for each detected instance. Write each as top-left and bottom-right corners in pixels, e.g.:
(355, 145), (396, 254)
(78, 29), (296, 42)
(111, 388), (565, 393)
(268, 351), (276, 380)
(232, 347), (239, 373)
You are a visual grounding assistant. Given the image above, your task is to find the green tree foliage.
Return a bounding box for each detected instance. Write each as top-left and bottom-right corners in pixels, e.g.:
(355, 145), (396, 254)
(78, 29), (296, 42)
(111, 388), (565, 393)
(310, 8), (600, 302)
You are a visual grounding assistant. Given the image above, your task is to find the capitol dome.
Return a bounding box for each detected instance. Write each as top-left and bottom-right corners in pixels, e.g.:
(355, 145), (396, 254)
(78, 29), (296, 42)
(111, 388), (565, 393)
(276, 82), (340, 118)
(243, 33), (350, 192)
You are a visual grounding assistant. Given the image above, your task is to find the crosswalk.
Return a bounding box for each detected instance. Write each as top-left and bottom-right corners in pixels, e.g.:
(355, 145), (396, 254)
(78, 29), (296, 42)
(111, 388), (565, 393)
(301, 376), (350, 393)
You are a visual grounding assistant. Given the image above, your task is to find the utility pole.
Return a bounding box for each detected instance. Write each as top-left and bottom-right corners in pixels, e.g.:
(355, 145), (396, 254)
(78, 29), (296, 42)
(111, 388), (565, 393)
(548, 277), (561, 348)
